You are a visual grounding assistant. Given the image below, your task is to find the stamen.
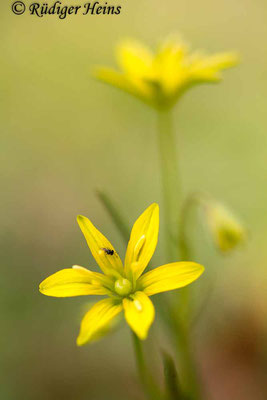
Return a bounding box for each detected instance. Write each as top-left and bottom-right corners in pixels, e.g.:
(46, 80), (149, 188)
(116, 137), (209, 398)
(134, 299), (143, 312)
(129, 261), (141, 284)
(133, 235), (146, 261)
(72, 265), (88, 271)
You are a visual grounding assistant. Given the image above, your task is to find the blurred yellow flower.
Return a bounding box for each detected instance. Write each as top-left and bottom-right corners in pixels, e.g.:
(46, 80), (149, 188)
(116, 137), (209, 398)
(203, 199), (246, 252)
(39, 204), (204, 345)
(95, 35), (239, 108)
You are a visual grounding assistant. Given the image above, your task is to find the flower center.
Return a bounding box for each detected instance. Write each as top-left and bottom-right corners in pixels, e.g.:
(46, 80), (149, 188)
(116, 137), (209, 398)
(114, 278), (132, 297)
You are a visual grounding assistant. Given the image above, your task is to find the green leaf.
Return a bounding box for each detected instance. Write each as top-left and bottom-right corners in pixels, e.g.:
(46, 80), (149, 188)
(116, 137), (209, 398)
(162, 351), (183, 400)
(96, 189), (130, 243)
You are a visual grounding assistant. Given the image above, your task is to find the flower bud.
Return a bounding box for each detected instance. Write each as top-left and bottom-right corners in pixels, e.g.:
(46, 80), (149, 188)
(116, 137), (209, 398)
(203, 200), (246, 252)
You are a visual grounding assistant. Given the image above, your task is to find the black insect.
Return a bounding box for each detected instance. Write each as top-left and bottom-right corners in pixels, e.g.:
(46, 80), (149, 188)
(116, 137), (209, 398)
(102, 248), (114, 255)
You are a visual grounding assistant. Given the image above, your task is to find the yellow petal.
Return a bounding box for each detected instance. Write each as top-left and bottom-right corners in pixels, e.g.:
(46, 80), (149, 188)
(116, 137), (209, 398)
(77, 215), (123, 278)
(123, 291), (155, 340)
(39, 268), (112, 297)
(189, 52), (239, 82)
(138, 262), (205, 296)
(124, 203), (159, 281)
(77, 298), (123, 345)
(155, 36), (189, 95)
(95, 67), (142, 98)
(117, 40), (154, 79)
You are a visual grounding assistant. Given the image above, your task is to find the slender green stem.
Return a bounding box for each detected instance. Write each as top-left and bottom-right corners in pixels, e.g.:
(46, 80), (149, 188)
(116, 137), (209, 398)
(178, 193), (207, 333)
(132, 332), (162, 400)
(157, 108), (181, 261)
(178, 193), (204, 261)
(178, 195), (196, 333)
(177, 196), (205, 400)
(156, 111), (202, 399)
(166, 302), (202, 400)
(178, 202), (192, 261)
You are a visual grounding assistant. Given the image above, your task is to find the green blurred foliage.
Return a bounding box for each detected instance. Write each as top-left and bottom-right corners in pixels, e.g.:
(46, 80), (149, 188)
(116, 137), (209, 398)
(1, 0), (267, 399)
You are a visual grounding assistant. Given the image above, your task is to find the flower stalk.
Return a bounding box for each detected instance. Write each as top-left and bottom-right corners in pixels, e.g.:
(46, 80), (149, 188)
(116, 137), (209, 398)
(156, 112), (202, 399)
(132, 332), (162, 400)
(157, 108), (180, 261)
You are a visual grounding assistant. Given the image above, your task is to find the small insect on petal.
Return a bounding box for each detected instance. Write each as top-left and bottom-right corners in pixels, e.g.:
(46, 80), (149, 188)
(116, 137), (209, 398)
(99, 248), (115, 256)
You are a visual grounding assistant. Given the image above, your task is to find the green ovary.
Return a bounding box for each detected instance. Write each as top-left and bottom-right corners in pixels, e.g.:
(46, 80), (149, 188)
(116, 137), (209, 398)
(114, 278), (133, 297)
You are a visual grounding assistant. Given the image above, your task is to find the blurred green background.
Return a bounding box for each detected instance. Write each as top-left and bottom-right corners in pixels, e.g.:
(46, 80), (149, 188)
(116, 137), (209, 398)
(1, 0), (267, 399)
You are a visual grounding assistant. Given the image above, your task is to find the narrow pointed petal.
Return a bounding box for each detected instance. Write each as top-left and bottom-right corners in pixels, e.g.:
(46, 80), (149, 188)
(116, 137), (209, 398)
(125, 203), (159, 280)
(189, 52), (239, 82)
(123, 291), (155, 340)
(77, 298), (123, 345)
(138, 262), (205, 296)
(39, 268), (113, 297)
(95, 67), (141, 98)
(117, 40), (154, 79)
(77, 215), (123, 277)
(94, 67), (154, 106)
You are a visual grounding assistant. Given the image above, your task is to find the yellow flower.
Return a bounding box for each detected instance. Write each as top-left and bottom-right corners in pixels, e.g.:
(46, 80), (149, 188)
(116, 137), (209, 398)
(39, 204), (204, 345)
(95, 35), (239, 109)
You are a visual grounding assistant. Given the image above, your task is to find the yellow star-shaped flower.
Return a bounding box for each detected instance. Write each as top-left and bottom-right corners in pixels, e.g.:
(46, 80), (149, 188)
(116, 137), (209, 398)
(95, 35), (238, 109)
(39, 204), (204, 345)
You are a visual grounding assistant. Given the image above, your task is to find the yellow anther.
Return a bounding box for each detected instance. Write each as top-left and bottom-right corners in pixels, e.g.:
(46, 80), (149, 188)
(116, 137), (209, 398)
(133, 235), (146, 261)
(134, 299), (143, 312)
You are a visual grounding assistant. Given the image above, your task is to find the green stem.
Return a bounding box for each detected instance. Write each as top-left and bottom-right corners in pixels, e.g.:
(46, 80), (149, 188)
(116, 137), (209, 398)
(157, 111), (202, 399)
(178, 192), (204, 261)
(165, 302), (202, 400)
(178, 193), (204, 328)
(177, 194), (204, 399)
(157, 108), (181, 261)
(179, 203), (192, 261)
(132, 332), (162, 400)
(178, 195), (195, 329)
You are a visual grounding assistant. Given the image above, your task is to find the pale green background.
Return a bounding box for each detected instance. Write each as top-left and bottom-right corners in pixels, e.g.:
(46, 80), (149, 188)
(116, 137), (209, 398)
(1, 0), (267, 399)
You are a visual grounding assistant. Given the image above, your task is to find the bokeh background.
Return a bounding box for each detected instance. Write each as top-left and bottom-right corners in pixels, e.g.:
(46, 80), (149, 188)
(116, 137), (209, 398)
(1, 0), (267, 399)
